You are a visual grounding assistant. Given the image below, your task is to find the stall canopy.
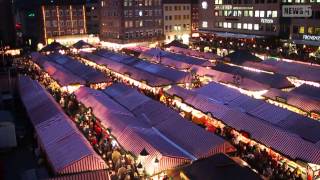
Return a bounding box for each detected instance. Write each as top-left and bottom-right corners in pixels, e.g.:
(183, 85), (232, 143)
(243, 59), (320, 83)
(49, 170), (110, 180)
(264, 88), (320, 115)
(291, 84), (320, 100)
(169, 46), (221, 60)
(18, 76), (107, 175)
(139, 48), (213, 70)
(75, 85), (233, 173)
(179, 153), (261, 180)
(213, 63), (293, 89)
(103, 84), (234, 159)
(166, 84), (320, 164)
(163, 40), (189, 49)
(95, 50), (192, 84)
(40, 41), (68, 53)
(223, 50), (263, 65)
(190, 65), (269, 91)
(196, 82), (320, 143)
(31, 52), (86, 86)
(79, 52), (174, 87)
(71, 40), (94, 50)
(0, 111), (17, 149)
(47, 53), (108, 84)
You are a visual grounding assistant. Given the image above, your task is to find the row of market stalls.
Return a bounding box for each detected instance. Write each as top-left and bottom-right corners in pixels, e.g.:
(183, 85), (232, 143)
(241, 57), (320, 88)
(216, 49), (320, 88)
(264, 85), (320, 120)
(18, 76), (107, 175)
(29, 52), (110, 92)
(40, 40), (97, 55)
(138, 48), (280, 96)
(139, 48), (213, 70)
(167, 46), (221, 60)
(74, 84), (234, 176)
(162, 82), (320, 177)
(78, 50), (193, 92)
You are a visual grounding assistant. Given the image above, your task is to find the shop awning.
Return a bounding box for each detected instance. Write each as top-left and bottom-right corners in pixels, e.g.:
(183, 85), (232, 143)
(166, 83), (320, 164)
(213, 32), (265, 39)
(18, 76), (107, 175)
(292, 39), (320, 46)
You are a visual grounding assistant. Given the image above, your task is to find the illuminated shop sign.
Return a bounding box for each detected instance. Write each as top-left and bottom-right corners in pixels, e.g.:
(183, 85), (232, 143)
(261, 18), (273, 24)
(214, 5), (253, 10)
(282, 5), (312, 17)
(214, 5), (232, 10)
(303, 35), (320, 41)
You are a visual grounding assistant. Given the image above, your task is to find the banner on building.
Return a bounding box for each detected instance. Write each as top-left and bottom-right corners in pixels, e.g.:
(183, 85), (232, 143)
(282, 5), (312, 17)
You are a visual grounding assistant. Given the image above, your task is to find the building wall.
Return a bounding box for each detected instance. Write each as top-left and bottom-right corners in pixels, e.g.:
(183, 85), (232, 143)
(41, 4), (87, 43)
(191, 2), (199, 33)
(85, 1), (100, 35)
(163, 3), (192, 44)
(199, 0), (281, 37)
(99, 0), (164, 44)
(0, 0), (15, 46)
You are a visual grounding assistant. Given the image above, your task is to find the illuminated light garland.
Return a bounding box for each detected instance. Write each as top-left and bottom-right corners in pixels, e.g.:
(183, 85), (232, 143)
(224, 62), (274, 75)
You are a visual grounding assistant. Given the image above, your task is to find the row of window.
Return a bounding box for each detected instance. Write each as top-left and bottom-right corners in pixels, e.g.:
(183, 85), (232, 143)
(164, 5), (190, 11)
(123, 9), (162, 17)
(45, 20), (84, 28)
(213, 0), (278, 4)
(202, 21), (277, 32)
(214, 10), (277, 18)
(293, 26), (320, 35)
(46, 29), (85, 37)
(123, 0), (161, 6)
(282, 0), (320, 3)
(164, 15), (190, 21)
(124, 29), (163, 39)
(164, 24), (190, 32)
(124, 19), (162, 28)
(44, 9), (83, 18)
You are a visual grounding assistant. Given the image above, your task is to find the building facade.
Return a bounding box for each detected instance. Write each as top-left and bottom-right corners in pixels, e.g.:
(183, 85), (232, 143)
(191, 0), (199, 34)
(85, 0), (100, 35)
(196, 0), (320, 60)
(163, 0), (192, 44)
(41, 2), (87, 44)
(0, 0), (15, 47)
(99, 0), (164, 45)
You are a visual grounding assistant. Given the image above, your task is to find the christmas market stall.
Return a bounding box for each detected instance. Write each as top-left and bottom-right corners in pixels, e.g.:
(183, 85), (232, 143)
(95, 50), (192, 86)
(263, 88), (320, 120)
(40, 41), (69, 55)
(71, 40), (96, 53)
(74, 85), (234, 176)
(18, 76), (107, 175)
(139, 48), (213, 70)
(29, 52), (110, 92)
(163, 84), (320, 178)
(242, 58), (320, 88)
(168, 46), (221, 61)
(213, 63), (293, 89)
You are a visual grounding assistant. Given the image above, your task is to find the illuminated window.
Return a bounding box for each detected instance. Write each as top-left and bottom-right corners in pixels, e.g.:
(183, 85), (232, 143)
(237, 23), (242, 29)
(272, 11), (277, 17)
(315, 27), (320, 35)
(248, 23), (253, 30)
(249, 10), (253, 17)
(299, 26), (305, 34)
(202, 1), (208, 9)
(254, 24), (259, 30)
(243, 23), (248, 29)
(308, 27), (314, 34)
(255, 10), (259, 17)
(267, 10), (272, 18)
(202, 21), (208, 28)
(260, 11), (265, 17)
